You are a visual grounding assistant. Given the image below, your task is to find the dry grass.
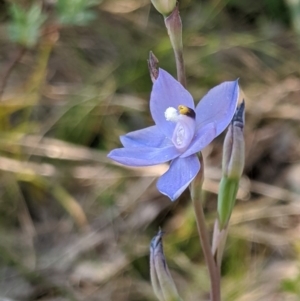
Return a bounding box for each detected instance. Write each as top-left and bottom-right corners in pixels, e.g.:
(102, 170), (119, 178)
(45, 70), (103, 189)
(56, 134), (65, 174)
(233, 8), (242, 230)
(0, 1), (300, 300)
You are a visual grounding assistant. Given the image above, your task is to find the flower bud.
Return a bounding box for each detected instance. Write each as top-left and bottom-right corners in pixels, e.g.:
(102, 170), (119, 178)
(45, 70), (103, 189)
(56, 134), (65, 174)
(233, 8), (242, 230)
(150, 229), (182, 301)
(222, 100), (245, 179)
(151, 0), (177, 16)
(217, 101), (245, 230)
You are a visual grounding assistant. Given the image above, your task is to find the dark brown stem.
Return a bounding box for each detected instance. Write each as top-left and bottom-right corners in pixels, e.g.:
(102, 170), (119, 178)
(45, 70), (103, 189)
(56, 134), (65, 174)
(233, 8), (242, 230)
(191, 155), (221, 301)
(0, 47), (26, 99)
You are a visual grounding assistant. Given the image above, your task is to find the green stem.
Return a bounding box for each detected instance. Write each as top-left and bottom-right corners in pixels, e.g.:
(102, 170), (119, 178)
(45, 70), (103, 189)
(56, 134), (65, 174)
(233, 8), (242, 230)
(191, 155), (220, 301)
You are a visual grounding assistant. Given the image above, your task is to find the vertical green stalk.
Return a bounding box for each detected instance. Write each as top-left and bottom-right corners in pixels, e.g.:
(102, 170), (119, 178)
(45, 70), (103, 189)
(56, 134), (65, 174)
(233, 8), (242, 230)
(190, 154), (220, 301)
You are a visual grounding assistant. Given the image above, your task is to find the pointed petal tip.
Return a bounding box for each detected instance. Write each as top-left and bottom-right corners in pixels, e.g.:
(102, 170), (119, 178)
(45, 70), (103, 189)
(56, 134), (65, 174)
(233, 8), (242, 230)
(234, 78), (240, 89)
(229, 78), (240, 91)
(224, 78), (239, 93)
(119, 135), (128, 147)
(107, 150), (114, 159)
(107, 149), (122, 162)
(157, 188), (180, 202)
(234, 78), (240, 99)
(155, 68), (169, 84)
(157, 67), (168, 77)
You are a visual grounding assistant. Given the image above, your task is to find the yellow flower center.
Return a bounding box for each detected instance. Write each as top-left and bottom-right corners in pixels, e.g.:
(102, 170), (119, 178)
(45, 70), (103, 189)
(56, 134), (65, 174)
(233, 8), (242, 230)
(178, 105), (195, 119)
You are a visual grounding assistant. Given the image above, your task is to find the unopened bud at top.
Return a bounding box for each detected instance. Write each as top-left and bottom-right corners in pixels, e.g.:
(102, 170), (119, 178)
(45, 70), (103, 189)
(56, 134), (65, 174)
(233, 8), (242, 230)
(151, 0), (177, 16)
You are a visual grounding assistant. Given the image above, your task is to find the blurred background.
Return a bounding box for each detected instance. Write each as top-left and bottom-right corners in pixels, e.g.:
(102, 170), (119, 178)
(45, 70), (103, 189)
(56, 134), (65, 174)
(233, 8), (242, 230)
(0, 0), (300, 300)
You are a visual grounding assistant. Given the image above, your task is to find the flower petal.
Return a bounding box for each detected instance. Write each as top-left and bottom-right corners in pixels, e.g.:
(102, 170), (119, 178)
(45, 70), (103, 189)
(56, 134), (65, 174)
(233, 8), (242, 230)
(157, 155), (200, 201)
(195, 80), (239, 136)
(120, 125), (171, 148)
(150, 69), (195, 138)
(107, 145), (180, 166)
(180, 122), (216, 158)
(172, 115), (196, 152)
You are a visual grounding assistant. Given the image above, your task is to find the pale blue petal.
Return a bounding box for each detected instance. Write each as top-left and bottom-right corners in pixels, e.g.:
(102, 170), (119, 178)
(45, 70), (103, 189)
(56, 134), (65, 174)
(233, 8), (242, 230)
(150, 69), (195, 138)
(120, 125), (171, 148)
(157, 155), (200, 201)
(180, 122), (216, 158)
(107, 145), (180, 166)
(195, 80), (239, 136)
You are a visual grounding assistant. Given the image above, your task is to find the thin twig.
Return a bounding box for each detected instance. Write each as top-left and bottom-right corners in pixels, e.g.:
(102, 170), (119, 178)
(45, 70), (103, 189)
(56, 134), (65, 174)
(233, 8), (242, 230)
(0, 46), (26, 99)
(190, 155), (220, 301)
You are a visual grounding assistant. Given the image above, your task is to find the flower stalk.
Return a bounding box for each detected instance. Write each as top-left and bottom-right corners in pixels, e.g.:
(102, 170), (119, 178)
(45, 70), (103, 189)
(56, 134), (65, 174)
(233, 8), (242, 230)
(190, 154), (220, 301)
(164, 5), (186, 87)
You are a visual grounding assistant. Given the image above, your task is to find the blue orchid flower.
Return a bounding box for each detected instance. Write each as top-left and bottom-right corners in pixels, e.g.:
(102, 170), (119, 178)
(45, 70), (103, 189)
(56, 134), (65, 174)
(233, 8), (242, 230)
(108, 69), (239, 201)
